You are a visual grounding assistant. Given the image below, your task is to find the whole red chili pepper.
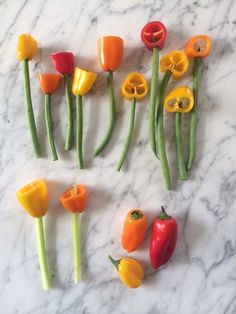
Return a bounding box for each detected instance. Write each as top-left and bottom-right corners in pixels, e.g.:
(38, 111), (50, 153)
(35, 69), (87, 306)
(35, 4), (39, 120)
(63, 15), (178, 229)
(149, 206), (178, 269)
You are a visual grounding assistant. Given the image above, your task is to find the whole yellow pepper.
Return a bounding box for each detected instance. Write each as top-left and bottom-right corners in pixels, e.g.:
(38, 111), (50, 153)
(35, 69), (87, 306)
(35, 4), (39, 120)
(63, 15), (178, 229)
(16, 34), (38, 61)
(109, 255), (144, 288)
(72, 67), (97, 96)
(16, 179), (48, 218)
(164, 86), (194, 113)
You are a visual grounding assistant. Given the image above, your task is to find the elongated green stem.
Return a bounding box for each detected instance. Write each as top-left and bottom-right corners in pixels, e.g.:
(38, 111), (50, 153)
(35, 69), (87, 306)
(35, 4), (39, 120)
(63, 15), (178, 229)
(156, 70), (172, 190)
(64, 75), (73, 150)
(35, 217), (51, 290)
(149, 47), (159, 156)
(94, 71), (116, 156)
(72, 213), (81, 283)
(187, 58), (201, 170)
(45, 94), (58, 161)
(76, 94), (84, 169)
(116, 98), (136, 171)
(175, 112), (187, 180)
(23, 60), (41, 158)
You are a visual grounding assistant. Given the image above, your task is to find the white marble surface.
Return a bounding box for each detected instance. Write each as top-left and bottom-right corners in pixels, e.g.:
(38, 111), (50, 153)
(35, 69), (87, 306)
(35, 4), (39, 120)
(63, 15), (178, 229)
(0, 0), (236, 313)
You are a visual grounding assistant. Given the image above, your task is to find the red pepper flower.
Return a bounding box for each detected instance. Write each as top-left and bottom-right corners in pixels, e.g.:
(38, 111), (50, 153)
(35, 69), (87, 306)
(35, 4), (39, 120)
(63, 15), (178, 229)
(141, 21), (167, 51)
(51, 52), (74, 76)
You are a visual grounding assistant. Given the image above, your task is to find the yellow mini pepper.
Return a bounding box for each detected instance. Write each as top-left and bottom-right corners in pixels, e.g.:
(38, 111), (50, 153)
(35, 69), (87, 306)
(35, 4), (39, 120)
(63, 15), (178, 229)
(72, 67), (97, 169)
(160, 50), (189, 78)
(109, 256), (144, 288)
(16, 34), (38, 61)
(16, 179), (51, 290)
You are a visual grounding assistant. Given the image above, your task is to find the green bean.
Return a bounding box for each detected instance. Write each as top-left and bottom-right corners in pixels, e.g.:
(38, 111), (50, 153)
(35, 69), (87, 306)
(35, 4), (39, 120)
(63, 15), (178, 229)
(94, 71), (116, 156)
(175, 112), (187, 180)
(45, 94), (58, 161)
(187, 57), (201, 170)
(23, 60), (41, 158)
(76, 94), (84, 169)
(116, 98), (136, 171)
(64, 75), (73, 150)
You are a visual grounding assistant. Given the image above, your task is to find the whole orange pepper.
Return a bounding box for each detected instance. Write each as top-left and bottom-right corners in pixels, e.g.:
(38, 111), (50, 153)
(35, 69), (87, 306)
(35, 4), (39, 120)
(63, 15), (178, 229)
(122, 209), (147, 252)
(98, 36), (123, 72)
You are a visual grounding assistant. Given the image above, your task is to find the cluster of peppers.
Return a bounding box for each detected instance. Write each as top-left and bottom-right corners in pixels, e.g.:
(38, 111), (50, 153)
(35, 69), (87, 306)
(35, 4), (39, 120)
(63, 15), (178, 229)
(16, 179), (87, 289)
(17, 35), (148, 171)
(110, 207), (178, 288)
(141, 22), (212, 189)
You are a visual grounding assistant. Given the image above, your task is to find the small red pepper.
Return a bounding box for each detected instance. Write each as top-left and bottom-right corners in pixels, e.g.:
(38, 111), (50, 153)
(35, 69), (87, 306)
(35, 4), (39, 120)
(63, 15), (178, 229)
(51, 52), (74, 76)
(149, 206), (178, 269)
(141, 21), (167, 51)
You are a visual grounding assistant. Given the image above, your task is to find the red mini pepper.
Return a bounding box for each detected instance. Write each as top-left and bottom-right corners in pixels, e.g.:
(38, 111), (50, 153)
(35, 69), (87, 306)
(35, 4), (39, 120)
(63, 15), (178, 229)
(149, 206), (178, 269)
(141, 21), (166, 51)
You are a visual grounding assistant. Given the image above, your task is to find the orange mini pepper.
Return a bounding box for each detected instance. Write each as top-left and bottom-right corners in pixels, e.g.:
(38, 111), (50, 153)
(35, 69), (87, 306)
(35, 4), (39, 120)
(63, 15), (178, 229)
(184, 35), (212, 58)
(98, 36), (123, 72)
(122, 209), (147, 252)
(38, 73), (61, 95)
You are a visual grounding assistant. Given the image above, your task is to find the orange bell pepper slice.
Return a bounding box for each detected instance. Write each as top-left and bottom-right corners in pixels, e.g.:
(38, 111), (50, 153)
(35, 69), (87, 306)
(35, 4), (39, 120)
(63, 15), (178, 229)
(184, 35), (212, 58)
(60, 184), (87, 213)
(38, 73), (62, 95)
(98, 36), (123, 72)
(122, 209), (147, 252)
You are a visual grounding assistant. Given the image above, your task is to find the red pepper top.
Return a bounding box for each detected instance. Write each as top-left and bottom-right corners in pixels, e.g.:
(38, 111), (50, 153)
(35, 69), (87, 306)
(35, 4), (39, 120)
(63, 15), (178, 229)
(149, 206), (178, 269)
(141, 21), (167, 51)
(51, 52), (74, 76)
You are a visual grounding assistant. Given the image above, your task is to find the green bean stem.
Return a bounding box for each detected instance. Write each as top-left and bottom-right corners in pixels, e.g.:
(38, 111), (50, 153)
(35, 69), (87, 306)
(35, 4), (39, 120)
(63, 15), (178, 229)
(23, 60), (41, 158)
(175, 112), (187, 180)
(156, 70), (172, 190)
(72, 213), (81, 283)
(149, 47), (159, 156)
(45, 94), (58, 161)
(35, 217), (51, 290)
(187, 58), (201, 170)
(116, 98), (136, 171)
(76, 94), (84, 169)
(94, 71), (116, 156)
(64, 75), (73, 150)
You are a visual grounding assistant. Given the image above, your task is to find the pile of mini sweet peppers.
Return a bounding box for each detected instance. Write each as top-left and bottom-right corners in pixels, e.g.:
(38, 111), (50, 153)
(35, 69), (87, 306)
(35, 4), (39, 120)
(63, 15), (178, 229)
(16, 24), (211, 184)
(110, 206), (178, 288)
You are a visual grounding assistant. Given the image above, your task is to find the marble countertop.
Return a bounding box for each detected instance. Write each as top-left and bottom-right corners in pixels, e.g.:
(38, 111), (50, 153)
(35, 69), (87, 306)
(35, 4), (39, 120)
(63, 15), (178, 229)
(1, 0), (236, 313)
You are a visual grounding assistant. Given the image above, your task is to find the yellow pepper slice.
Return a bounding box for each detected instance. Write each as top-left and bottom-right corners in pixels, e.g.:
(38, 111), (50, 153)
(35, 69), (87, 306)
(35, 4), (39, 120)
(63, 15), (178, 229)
(122, 72), (148, 101)
(109, 256), (144, 288)
(16, 34), (38, 61)
(164, 86), (194, 113)
(72, 67), (97, 96)
(160, 50), (189, 78)
(16, 179), (48, 218)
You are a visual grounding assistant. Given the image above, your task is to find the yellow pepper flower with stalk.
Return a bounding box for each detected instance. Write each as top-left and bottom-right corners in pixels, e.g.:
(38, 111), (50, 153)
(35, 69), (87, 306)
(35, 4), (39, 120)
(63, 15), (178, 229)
(72, 67), (97, 169)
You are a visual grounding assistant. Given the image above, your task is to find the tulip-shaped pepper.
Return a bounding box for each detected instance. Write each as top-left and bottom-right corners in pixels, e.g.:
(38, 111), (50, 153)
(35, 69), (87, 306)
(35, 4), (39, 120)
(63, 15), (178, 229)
(60, 184), (87, 283)
(116, 72), (148, 171)
(72, 68), (97, 168)
(141, 21), (167, 156)
(156, 51), (189, 190)
(94, 36), (123, 156)
(109, 256), (144, 288)
(38, 74), (62, 161)
(164, 86), (194, 180)
(51, 52), (74, 150)
(184, 35), (212, 170)
(16, 179), (51, 289)
(16, 34), (41, 157)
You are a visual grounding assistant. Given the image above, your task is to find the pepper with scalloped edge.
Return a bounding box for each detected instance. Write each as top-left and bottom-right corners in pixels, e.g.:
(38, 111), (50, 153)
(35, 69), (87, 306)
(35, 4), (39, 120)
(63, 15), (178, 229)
(141, 21), (167, 156)
(109, 256), (144, 288)
(94, 36), (123, 156)
(72, 67), (97, 169)
(17, 34), (41, 158)
(51, 52), (75, 150)
(156, 50), (189, 190)
(184, 35), (212, 171)
(164, 86), (194, 180)
(60, 184), (87, 283)
(38, 73), (62, 161)
(16, 179), (51, 289)
(116, 72), (148, 171)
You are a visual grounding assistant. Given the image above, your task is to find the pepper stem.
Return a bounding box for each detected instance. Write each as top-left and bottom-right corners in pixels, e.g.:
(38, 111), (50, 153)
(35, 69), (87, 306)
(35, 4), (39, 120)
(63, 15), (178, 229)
(131, 210), (143, 220)
(23, 60), (41, 158)
(64, 75), (73, 151)
(35, 217), (51, 290)
(45, 94), (58, 161)
(159, 206), (171, 220)
(72, 212), (81, 283)
(108, 255), (120, 271)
